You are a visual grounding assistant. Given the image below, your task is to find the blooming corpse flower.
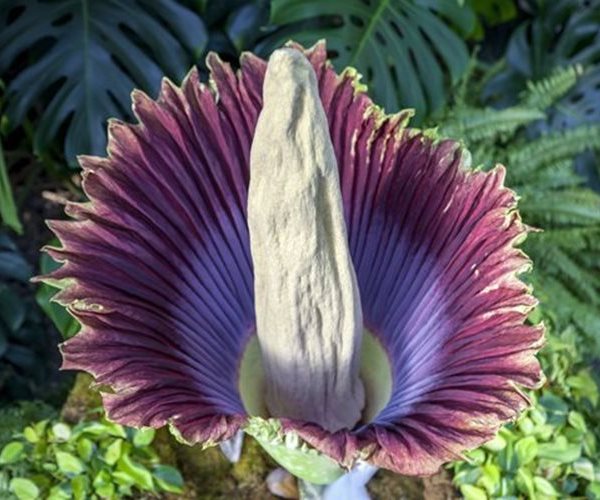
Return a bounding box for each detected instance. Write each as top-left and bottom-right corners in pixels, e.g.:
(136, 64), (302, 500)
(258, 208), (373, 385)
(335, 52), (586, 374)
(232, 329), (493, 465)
(38, 42), (544, 481)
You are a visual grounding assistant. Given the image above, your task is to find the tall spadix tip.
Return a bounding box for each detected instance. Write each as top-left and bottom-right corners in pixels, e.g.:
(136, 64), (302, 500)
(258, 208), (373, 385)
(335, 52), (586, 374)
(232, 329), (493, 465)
(247, 47), (365, 432)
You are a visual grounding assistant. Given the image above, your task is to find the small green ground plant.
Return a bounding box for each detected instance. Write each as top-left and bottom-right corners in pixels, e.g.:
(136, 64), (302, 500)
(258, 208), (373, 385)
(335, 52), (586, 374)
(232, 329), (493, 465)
(0, 417), (183, 500)
(452, 324), (600, 499)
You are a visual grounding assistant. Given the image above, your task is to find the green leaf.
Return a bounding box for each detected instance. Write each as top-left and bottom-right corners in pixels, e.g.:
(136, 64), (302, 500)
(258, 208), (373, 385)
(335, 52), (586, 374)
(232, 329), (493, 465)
(479, 463), (500, 496)
(0, 285), (26, 332)
(515, 436), (538, 465)
(533, 476), (559, 497)
(76, 438), (94, 462)
(51, 423), (72, 442)
(573, 458), (594, 482)
(23, 426), (39, 443)
(567, 371), (599, 406)
(587, 481), (600, 499)
(153, 465), (184, 494)
(71, 475), (89, 500)
(81, 420), (126, 439)
(55, 451), (85, 475)
(469, 0), (516, 26)
(47, 484), (71, 500)
(117, 454), (154, 491)
(133, 428), (155, 448)
(0, 233), (30, 282)
(0, 441), (25, 464)
(440, 106), (544, 142)
(568, 411), (587, 433)
(0, 140), (22, 234)
(483, 433), (507, 451)
(36, 251), (80, 340)
(264, 0), (473, 120)
(93, 469), (115, 498)
(537, 436), (581, 464)
(539, 393), (569, 426)
(103, 439), (123, 466)
(520, 65), (581, 111)
(515, 468), (535, 498)
(517, 416), (535, 435)
(460, 484), (487, 500)
(9, 478), (39, 500)
(94, 481), (115, 499)
(0, 0), (207, 163)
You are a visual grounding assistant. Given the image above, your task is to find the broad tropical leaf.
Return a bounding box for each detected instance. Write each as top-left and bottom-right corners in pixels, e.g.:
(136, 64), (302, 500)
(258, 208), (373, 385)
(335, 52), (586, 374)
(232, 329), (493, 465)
(484, 0), (600, 108)
(261, 0), (475, 121)
(0, 0), (207, 163)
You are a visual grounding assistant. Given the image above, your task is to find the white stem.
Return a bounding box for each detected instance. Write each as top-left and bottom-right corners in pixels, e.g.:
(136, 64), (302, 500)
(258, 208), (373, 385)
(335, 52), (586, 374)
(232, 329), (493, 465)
(248, 48), (364, 432)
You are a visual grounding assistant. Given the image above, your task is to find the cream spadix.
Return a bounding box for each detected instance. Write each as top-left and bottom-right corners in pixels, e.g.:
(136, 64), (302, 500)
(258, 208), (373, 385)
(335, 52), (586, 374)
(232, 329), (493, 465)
(247, 48), (365, 432)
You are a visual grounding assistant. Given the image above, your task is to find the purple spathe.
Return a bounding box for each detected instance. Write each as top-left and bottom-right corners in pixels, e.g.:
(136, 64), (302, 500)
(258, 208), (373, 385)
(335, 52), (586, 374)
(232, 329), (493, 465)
(39, 42), (544, 476)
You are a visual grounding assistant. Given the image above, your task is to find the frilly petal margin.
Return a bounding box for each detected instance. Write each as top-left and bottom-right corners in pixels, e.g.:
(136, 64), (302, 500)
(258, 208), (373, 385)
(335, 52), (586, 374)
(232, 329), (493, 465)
(36, 41), (544, 475)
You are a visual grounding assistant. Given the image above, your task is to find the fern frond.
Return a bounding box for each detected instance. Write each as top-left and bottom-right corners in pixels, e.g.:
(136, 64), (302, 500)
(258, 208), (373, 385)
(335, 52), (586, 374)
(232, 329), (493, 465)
(532, 274), (600, 349)
(519, 65), (582, 110)
(440, 106), (544, 143)
(508, 125), (600, 171)
(519, 189), (600, 227)
(530, 227), (600, 250)
(526, 241), (599, 304)
(508, 159), (584, 189)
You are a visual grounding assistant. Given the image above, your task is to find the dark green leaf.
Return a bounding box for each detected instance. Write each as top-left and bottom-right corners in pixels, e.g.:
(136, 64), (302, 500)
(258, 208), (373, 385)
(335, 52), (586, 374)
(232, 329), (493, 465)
(0, 140), (22, 234)
(153, 465), (184, 494)
(0, 233), (30, 282)
(263, 0), (473, 120)
(36, 251), (80, 339)
(0, 0), (207, 163)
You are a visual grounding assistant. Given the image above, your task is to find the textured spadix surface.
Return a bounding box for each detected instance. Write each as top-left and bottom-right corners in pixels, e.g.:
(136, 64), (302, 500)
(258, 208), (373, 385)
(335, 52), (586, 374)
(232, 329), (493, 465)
(248, 48), (364, 432)
(40, 42), (544, 476)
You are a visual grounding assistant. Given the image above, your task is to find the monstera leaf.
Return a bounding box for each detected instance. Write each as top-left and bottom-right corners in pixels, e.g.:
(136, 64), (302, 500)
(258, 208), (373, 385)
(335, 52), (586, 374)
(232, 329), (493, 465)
(261, 0), (475, 121)
(0, 0), (207, 164)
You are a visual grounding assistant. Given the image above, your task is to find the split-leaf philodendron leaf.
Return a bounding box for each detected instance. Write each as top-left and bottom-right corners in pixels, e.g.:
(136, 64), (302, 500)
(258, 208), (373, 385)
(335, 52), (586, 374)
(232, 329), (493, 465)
(262, 0), (475, 121)
(0, 0), (208, 164)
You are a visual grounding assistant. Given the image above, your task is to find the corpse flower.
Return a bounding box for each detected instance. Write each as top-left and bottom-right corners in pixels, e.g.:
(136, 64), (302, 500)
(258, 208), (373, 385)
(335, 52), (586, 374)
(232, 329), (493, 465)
(38, 42), (544, 483)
